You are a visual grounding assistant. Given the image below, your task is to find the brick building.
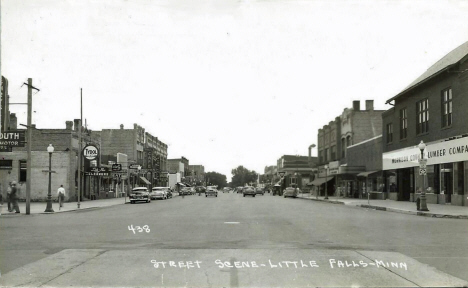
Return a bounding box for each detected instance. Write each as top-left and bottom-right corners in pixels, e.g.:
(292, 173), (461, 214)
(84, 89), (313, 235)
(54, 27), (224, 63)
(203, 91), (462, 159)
(382, 40), (468, 206)
(0, 119), (100, 201)
(314, 100), (384, 197)
(167, 157), (189, 178)
(144, 132), (168, 188)
(276, 155), (317, 190)
(187, 165), (205, 185)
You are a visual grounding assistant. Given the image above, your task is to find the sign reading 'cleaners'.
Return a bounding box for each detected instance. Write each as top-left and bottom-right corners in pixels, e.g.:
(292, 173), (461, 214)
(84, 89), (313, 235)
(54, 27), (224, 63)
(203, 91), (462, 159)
(383, 136), (468, 170)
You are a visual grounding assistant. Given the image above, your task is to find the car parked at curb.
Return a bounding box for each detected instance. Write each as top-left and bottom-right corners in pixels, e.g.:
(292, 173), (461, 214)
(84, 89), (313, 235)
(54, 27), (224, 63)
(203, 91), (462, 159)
(129, 187), (151, 203)
(283, 187), (300, 198)
(150, 187), (172, 200)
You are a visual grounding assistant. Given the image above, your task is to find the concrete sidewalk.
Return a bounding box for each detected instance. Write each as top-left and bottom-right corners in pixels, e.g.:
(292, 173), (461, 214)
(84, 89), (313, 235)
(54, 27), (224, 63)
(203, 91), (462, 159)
(296, 193), (468, 219)
(0, 197), (128, 216)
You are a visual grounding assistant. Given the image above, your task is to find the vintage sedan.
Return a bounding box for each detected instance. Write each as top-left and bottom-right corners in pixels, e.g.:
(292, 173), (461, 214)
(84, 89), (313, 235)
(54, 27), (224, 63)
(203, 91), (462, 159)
(243, 186), (256, 197)
(283, 187), (300, 198)
(179, 187), (192, 196)
(129, 187), (151, 203)
(206, 187), (218, 197)
(150, 187), (171, 200)
(255, 187), (265, 195)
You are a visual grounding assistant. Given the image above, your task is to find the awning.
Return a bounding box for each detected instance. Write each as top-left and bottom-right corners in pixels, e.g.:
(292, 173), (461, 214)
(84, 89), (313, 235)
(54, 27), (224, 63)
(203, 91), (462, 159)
(356, 170), (380, 177)
(176, 182), (186, 186)
(309, 177), (333, 186)
(140, 176), (151, 185)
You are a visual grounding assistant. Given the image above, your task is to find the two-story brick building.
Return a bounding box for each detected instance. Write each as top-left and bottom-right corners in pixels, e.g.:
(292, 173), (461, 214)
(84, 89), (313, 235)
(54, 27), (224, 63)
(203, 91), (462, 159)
(382, 40), (468, 206)
(315, 100), (384, 197)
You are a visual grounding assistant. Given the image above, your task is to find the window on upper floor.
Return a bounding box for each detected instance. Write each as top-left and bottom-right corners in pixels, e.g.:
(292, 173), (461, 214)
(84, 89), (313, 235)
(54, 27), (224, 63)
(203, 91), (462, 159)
(331, 145), (336, 161)
(324, 148), (328, 162)
(319, 151), (323, 163)
(341, 138), (346, 158)
(441, 88), (452, 128)
(416, 99), (429, 134)
(399, 108), (407, 140)
(386, 123), (393, 144)
(346, 135), (351, 147)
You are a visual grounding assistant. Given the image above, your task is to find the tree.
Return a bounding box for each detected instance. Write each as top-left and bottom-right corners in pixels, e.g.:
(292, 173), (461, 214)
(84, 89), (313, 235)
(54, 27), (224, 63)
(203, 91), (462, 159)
(231, 166), (258, 187)
(205, 171), (227, 188)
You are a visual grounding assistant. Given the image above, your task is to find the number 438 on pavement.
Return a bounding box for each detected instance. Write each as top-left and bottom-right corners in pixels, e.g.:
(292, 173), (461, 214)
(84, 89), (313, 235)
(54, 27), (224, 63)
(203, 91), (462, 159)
(128, 225), (150, 234)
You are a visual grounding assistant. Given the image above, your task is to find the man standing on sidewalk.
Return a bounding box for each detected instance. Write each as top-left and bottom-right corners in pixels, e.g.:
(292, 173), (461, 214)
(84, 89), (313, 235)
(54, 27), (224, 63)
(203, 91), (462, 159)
(6, 182), (12, 212)
(10, 181), (20, 213)
(57, 185), (65, 210)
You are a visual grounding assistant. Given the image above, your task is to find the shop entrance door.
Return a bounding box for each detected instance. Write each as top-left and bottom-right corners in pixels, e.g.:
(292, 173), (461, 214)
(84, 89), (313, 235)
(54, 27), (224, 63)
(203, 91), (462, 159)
(397, 168), (411, 201)
(440, 164), (453, 204)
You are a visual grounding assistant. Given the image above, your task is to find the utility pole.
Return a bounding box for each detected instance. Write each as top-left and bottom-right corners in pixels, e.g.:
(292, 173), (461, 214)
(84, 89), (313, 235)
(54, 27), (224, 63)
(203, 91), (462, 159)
(23, 78), (39, 215)
(77, 88), (82, 208)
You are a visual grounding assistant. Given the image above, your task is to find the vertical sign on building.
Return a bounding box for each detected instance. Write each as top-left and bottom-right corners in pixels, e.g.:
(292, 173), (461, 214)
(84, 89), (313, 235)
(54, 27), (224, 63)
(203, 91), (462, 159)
(1, 76), (10, 132)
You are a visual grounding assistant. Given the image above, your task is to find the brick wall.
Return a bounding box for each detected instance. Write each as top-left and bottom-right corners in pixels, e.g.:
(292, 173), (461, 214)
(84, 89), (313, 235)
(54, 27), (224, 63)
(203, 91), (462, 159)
(383, 68), (468, 152)
(352, 111), (384, 144)
(347, 136), (383, 171)
(101, 129), (136, 162)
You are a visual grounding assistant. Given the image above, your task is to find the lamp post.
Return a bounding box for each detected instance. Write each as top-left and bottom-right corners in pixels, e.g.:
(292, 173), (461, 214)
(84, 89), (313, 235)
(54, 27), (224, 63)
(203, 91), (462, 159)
(324, 164), (329, 200)
(418, 140), (429, 211)
(44, 144), (55, 213)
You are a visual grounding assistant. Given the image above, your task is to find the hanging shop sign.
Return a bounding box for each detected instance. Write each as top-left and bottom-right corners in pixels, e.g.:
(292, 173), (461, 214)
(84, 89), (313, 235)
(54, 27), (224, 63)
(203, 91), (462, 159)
(383, 136), (468, 170)
(83, 145), (99, 160)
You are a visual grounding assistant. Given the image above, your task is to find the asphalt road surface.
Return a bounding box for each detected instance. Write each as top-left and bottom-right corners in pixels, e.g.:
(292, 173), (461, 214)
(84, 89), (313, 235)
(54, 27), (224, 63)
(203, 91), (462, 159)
(1, 191), (468, 287)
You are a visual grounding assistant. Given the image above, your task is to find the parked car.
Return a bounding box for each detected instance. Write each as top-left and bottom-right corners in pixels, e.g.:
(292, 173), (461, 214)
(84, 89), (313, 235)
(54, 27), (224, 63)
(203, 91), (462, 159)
(179, 187), (191, 196)
(150, 187), (172, 200)
(206, 187), (218, 197)
(283, 187), (300, 198)
(129, 187), (151, 203)
(243, 186), (256, 197)
(255, 187), (265, 195)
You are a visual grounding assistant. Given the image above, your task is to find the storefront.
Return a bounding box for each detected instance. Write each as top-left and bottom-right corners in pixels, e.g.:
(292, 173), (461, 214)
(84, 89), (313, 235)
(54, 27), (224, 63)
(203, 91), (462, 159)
(383, 137), (468, 206)
(316, 162), (365, 198)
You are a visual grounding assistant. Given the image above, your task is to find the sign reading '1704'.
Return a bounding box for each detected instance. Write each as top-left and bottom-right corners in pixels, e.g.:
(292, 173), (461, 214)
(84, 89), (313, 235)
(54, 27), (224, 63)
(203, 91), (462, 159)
(0, 131), (26, 147)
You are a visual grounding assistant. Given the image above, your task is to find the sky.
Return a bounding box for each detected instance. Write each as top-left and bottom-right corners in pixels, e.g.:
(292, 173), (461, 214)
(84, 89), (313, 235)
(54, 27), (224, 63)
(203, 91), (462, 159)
(2, 0), (468, 181)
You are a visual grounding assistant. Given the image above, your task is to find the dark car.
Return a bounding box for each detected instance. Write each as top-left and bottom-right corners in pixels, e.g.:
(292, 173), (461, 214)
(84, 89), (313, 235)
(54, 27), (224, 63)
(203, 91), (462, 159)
(129, 187), (151, 203)
(243, 186), (256, 197)
(179, 187), (191, 196)
(283, 187), (300, 198)
(255, 187), (265, 195)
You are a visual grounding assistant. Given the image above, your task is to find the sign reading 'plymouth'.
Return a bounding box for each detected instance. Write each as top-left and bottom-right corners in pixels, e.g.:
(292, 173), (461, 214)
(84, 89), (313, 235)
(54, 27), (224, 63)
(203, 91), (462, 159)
(0, 131), (26, 147)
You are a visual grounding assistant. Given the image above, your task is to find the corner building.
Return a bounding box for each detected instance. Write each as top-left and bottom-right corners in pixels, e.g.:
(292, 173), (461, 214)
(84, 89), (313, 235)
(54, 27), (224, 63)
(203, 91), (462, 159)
(382, 41), (468, 206)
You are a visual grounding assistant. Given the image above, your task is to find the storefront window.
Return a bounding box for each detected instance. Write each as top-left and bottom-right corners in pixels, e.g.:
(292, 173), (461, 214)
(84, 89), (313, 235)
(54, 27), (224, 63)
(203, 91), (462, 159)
(456, 162), (464, 195)
(416, 165), (438, 193)
(386, 171), (397, 192)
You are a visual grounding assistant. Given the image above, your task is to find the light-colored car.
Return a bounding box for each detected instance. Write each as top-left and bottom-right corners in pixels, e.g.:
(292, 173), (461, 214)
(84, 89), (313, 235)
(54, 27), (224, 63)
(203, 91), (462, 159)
(129, 187), (151, 203)
(150, 187), (171, 200)
(283, 187), (300, 198)
(243, 186), (256, 197)
(206, 186), (218, 197)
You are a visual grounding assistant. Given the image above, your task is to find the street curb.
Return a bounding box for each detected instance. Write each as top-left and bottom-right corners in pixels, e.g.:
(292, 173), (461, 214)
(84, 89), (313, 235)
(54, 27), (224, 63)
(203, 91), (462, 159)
(0, 202), (126, 216)
(295, 196), (468, 220)
(359, 204), (468, 220)
(296, 196), (345, 205)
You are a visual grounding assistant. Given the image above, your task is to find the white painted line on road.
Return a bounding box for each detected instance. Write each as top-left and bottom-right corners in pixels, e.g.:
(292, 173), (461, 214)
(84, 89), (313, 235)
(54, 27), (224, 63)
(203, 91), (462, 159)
(224, 222), (240, 224)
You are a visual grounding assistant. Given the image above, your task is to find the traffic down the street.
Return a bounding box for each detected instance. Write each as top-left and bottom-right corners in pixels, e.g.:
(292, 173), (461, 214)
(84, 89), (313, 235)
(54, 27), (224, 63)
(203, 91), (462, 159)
(1, 191), (467, 287)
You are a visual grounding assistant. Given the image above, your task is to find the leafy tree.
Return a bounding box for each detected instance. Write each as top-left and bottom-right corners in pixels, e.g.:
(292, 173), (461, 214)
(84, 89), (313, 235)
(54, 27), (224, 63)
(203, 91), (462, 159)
(205, 171), (227, 188)
(231, 166), (258, 187)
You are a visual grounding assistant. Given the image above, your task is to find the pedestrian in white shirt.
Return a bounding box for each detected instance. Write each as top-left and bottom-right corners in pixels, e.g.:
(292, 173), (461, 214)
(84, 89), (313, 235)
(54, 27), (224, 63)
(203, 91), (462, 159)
(57, 185), (65, 209)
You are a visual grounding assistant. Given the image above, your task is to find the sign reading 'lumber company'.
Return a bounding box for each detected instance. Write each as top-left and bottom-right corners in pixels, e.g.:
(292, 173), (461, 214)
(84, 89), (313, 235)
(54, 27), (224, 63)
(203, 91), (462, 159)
(383, 136), (468, 170)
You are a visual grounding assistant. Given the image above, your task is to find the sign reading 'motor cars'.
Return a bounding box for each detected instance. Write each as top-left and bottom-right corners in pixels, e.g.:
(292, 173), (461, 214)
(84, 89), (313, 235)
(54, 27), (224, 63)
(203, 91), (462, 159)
(0, 131), (26, 147)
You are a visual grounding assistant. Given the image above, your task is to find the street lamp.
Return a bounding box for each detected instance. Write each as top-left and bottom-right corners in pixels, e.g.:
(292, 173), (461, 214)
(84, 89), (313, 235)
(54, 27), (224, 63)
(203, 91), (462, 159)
(418, 140), (429, 211)
(324, 164), (329, 200)
(44, 144), (55, 213)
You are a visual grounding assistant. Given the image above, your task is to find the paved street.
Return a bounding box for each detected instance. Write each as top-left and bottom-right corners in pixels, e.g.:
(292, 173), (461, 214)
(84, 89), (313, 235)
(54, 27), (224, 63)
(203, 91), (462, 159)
(1, 192), (468, 287)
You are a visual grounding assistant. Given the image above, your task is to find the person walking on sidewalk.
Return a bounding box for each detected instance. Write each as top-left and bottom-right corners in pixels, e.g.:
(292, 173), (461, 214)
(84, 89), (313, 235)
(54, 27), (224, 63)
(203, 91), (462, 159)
(7, 182), (12, 212)
(57, 185), (65, 210)
(10, 181), (20, 213)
